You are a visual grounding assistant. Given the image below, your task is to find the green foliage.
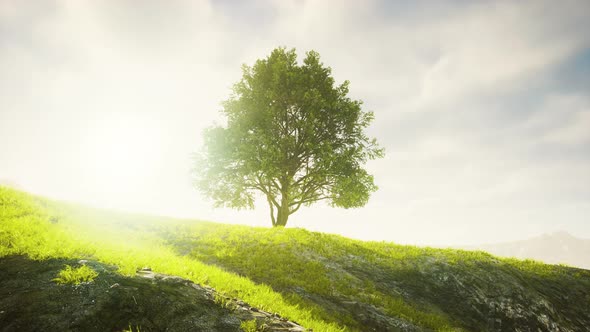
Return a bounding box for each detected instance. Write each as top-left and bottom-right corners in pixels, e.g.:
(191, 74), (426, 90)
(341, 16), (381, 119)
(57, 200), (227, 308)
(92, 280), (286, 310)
(240, 319), (259, 332)
(121, 324), (141, 332)
(53, 265), (98, 285)
(195, 47), (384, 226)
(2, 186), (589, 332)
(214, 293), (238, 311)
(0, 186), (343, 332)
(165, 224), (459, 330)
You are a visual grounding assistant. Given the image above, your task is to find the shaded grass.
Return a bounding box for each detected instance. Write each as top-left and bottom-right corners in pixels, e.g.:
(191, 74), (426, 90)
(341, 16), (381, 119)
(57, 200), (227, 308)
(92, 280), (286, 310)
(2, 186), (588, 331)
(158, 216), (590, 331)
(0, 186), (343, 332)
(161, 222), (462, 330)
(239, 320), (258, 332)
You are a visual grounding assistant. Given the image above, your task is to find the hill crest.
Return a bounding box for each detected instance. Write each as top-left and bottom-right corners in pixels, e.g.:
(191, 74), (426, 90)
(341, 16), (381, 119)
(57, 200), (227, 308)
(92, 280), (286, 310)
(1, 186), (590, 331)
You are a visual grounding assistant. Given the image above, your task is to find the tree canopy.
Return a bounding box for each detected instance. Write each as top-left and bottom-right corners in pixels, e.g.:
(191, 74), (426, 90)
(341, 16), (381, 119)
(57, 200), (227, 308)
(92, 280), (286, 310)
(195, 47), (384, 227)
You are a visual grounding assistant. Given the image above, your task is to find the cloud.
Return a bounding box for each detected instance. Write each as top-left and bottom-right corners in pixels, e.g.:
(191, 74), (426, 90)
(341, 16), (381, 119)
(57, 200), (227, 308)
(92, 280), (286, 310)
(532, 95), (590, 145)
(0, 0), (589, 245)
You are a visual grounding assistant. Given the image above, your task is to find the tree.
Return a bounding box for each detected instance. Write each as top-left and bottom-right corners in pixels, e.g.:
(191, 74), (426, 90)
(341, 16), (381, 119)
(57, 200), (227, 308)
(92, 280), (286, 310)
(195, 47), (384, 227)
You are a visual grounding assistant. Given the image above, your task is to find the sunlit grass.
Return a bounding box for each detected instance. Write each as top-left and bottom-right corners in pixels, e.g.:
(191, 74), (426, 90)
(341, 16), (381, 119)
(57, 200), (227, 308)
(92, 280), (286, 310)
(1, 186), (588, 331)
(0, 186), (343, 332)
(161, 222), (461, 330)
(53, 264), (98, 285)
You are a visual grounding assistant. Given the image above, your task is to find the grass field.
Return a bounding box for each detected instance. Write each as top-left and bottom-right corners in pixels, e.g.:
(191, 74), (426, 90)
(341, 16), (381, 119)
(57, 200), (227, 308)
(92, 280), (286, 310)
(1, 186), (588, 331)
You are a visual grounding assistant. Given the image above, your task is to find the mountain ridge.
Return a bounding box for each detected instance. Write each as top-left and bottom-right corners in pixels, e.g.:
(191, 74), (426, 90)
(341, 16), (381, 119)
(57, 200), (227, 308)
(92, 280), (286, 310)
(461, 231), (590, 270)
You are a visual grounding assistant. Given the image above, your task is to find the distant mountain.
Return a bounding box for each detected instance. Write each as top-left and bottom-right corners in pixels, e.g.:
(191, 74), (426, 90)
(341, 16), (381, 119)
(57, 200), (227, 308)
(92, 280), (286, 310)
(464, 231), (590, 270)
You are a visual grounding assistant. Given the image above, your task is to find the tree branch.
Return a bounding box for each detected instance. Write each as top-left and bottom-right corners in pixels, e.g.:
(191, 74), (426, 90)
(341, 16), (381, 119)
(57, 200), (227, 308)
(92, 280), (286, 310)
(290, 180), (330, 206)
(289, 195), (332, 215)
(268, 196), (277, 226)
(255, 174), (280, 208)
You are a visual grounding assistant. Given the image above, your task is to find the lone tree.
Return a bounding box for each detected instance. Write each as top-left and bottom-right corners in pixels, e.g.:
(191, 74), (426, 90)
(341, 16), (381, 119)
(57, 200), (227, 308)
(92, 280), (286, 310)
(195, 47), (384, 227)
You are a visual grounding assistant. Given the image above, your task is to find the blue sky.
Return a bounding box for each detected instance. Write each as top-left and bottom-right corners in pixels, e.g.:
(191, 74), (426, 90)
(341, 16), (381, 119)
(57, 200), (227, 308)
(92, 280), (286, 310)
(1, 0), (589, 245)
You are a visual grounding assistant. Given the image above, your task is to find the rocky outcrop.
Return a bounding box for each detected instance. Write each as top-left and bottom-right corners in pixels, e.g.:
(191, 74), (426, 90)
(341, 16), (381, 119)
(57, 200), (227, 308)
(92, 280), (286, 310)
(0, 255), (307, 332)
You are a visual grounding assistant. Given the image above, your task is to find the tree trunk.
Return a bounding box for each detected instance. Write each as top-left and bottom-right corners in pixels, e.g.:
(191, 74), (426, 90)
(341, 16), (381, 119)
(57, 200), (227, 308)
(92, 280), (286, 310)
(274, 191), (290, 227)
(275, 206), (289, 227)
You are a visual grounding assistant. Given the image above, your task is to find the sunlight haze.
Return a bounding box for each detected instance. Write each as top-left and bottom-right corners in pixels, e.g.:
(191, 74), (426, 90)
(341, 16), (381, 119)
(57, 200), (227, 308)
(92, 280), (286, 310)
(1, 0), (589, 246)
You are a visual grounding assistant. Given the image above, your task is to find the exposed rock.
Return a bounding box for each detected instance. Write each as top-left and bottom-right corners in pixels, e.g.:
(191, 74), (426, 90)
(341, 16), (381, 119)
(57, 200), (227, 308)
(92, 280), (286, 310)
(134, 269), (307, 331)
(0, 255), (308, 332)
(340, 300), (419, 332)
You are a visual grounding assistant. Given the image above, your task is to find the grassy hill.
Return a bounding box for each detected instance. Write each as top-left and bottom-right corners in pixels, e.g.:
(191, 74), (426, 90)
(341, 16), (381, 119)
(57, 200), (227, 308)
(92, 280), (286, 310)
(1, 186), (589, 331)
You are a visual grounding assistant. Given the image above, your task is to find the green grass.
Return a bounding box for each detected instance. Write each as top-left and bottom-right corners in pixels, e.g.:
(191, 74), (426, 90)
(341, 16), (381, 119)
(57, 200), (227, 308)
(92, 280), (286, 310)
(53, 264), (98, 285)
(121, 324), (142, 332)
(239, 320), (259, 332)
(160, 223), (461, 330)
(0, 186), (343, 332)
(1, 185), (588, 331)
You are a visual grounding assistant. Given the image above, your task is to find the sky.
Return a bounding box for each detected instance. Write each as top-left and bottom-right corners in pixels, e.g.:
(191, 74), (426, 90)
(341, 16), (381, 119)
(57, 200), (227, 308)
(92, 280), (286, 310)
(1, 0), (589, 246)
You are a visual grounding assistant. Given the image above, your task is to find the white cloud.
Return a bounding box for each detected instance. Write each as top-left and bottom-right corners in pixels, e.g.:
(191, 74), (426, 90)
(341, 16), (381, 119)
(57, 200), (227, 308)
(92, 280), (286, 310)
(1, 0), (589, 245)
(543, 110), (590, 145)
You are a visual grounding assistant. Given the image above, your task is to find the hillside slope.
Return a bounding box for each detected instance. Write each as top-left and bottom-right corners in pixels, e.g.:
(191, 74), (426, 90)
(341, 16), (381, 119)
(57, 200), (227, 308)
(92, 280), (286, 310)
(0, 255), (305, 332)
(161, 224), (590, 331)
(1, 186), (589, 331)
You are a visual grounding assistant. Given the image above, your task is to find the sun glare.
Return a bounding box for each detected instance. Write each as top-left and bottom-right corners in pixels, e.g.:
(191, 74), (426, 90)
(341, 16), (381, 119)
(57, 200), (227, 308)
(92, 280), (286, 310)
(80, 113), (165, 203)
